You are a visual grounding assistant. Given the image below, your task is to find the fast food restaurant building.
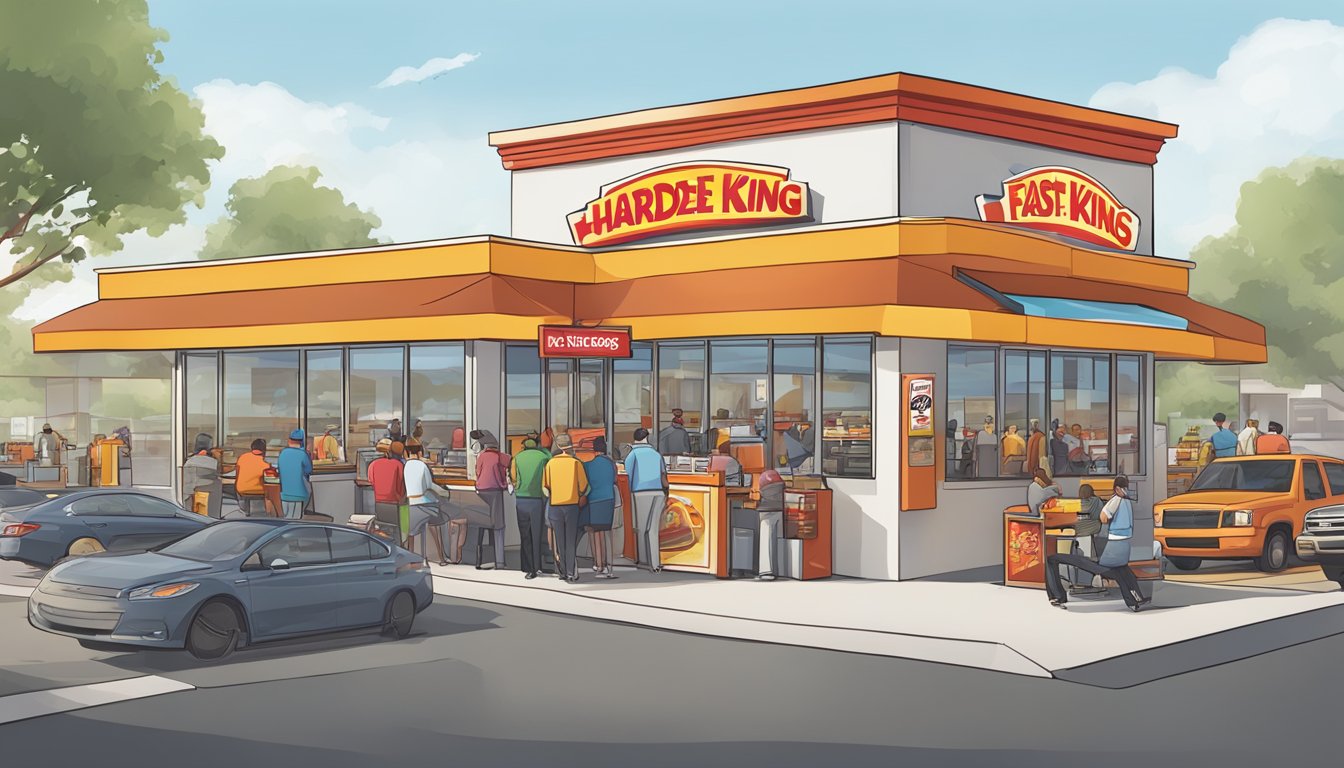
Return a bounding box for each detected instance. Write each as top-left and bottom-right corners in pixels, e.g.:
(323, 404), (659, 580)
(32, 73), (1266, 581)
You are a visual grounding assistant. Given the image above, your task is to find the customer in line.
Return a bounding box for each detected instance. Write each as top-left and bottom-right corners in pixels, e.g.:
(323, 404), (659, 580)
(1026, 468), (1062, 516)
(1237, 418), (1260, 456)
(625, 427), (669, 572)
(403, 443), (450, 565)
(510, 434), (551, 579)
(1044, 475), (1147, 612)
(234, 438), (271, 517)
(1257, 421), (1291, 454)
(583, 436), (620, 579)
(182, 433), (223, 518)
(1210, 412), (1238, 458)
(277, 429), (313, 520)
(368, 440), (407, 539)
(755, 469), (787, 580)
(470, 430), (510, 570)
(542, 434), (589, 583)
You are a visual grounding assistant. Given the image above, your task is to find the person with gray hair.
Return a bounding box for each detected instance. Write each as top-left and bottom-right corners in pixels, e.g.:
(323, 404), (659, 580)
(470, 429), (510, 569)
(182, 433), (222, 518)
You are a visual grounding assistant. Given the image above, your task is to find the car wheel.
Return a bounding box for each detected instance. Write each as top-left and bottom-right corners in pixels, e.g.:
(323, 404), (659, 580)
(1167, 556), (1203, 571)
(1257, 528), (1291, 573)
(187, 600), (242, 660)
(67, 537), (105, 557)
(383, 591), (415, 639)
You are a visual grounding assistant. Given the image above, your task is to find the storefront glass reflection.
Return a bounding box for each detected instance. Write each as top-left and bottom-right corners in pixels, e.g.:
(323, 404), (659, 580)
(1116, 355), (1142, 475)
(773, 341), (817, 473)
(184, 353), (218, 452)
(505, 345), (542, 445)
(709, 340), (768, 448)
(658, 342), (705, 455)
(222, 350), (300, 462)
(947, 346), (997, 478)
(1050, 353), (1111, 476)
(821, 338), (873, 478)
(1002, 350), (1047, 477)
(305, 349), (342, 459)
(409, 343), (466, 463)
(612, 343), (652, 454)
(348, 347), (403, 450)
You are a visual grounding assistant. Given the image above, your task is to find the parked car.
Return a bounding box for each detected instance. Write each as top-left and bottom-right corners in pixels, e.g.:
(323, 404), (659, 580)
(1295, 503), (1344, 586)
(0, 487), (52, 511)
(1154, 454), (1344, 573)
(28, 519), (433, 659)
(0, 489), (210, 567)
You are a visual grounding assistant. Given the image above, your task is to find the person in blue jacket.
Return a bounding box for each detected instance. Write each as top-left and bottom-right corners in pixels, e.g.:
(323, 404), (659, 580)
(582, 436), (620, 579)
(624, 428), (668, 572)
(277, 428), (313, 519)
(1210, 412), (1238, 459)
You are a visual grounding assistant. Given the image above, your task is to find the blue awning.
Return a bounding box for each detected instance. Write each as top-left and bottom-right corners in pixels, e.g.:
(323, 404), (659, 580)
(1003, 294), (1190, 331)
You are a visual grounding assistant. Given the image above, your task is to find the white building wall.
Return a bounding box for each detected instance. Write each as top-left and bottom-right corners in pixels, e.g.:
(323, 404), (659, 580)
(509, 123), (900, 244)
(830, 337), (900, 579)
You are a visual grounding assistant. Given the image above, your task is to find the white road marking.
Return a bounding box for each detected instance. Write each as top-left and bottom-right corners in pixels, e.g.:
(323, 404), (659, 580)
(0, 583), (35, 597)
(0, 675), (195, 726)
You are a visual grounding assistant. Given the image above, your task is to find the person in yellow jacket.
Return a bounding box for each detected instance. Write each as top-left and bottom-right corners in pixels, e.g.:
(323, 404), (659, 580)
(542, 433), (589, 583)
(315, 424), (342, 463)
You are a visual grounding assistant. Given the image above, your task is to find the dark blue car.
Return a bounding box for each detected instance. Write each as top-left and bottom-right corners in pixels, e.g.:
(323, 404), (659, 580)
(28, 520), (433, 659)
(1, 489), (210, 567)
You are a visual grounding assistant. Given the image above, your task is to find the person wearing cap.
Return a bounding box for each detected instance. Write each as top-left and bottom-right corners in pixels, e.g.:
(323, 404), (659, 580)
(658, 408), (692, 455)
(278, 428), (314, 519)
(315, 424), (342, 462)
(625, 427), (669, 572)
(183, 433), (223, 518)
(368, 440), (408, 537)
(542, 433), (589, 583)
(470, 429), (510, 570)
(509, 434), (551, 578)
(235, 438), (272, 517)
(583, 436), (620, 579)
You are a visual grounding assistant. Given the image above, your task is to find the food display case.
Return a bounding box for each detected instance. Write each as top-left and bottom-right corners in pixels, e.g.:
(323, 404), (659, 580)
(779, 487), (833, 580)
(616, 468), (730, 578)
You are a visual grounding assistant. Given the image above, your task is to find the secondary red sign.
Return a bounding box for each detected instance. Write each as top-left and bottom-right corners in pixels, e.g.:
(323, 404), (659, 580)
(538, 326), (633, 358)
(975, 166), (1139, 251)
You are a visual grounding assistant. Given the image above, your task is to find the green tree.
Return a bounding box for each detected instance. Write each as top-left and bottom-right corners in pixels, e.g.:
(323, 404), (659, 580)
(0, 0), (223, 290)
(199, 165), (383, 260)
(1188, 157), (1344, 389)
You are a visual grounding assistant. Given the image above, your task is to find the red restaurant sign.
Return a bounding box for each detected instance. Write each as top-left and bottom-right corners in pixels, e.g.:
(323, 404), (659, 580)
(567, 162), (813, 248)
(538, 325), (633, 358)
(975, 166), (1140, 251)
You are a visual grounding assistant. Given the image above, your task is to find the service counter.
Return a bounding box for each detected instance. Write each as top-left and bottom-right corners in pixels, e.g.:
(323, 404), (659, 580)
(617, 471), (730, 578)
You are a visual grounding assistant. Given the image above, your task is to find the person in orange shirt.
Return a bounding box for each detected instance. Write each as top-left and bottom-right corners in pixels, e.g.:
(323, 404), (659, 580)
(234, 438), (271, 517)
(1256, 421), (1291, 454)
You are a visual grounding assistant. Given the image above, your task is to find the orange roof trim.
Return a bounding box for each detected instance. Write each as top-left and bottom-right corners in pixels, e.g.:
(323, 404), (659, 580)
(489, 73), (1179, 170)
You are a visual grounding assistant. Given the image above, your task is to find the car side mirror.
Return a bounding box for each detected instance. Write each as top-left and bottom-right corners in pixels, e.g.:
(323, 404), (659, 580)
(268, 558), (290, 571)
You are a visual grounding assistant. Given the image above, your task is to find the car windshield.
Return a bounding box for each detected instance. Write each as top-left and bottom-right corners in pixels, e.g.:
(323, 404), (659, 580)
(157, 522), (273, 562)
(1190, 460), (1296, 493)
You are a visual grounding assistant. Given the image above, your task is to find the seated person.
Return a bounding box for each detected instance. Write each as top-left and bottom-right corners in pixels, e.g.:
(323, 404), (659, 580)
(234, 438), (271, 517)
(1044, 475), (1148, 612)
(1073, 483), (1103, 539)
(1026, 468), (1061, 516)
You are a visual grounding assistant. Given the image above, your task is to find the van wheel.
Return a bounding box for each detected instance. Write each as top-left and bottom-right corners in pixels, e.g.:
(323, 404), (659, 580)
(67, 537), (105, 557)
(1167, 556), (1202, 571)
(1255, 528), (1291, 573)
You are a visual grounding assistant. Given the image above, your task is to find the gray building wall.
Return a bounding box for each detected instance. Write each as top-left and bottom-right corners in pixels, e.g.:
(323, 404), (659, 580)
(896, 122), (1156, 255)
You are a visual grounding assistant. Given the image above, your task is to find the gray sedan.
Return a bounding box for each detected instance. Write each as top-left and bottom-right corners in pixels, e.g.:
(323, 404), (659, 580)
(28, 520), (434, 659)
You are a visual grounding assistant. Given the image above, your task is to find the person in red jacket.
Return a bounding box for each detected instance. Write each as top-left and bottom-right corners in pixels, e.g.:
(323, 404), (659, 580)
(368, 441), (408, 540)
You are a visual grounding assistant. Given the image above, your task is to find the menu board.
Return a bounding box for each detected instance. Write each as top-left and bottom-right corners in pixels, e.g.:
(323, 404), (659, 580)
(1004, 517), (1046, 587)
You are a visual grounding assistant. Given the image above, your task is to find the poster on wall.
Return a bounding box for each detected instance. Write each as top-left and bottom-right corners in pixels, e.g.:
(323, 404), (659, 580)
(907, 377), (934, 437)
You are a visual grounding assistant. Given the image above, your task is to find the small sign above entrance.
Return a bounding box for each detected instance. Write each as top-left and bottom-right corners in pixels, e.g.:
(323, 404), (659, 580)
(975, 166), (1139, 251)
(567, 161), (813, 248)
(538, 325), (633, 358)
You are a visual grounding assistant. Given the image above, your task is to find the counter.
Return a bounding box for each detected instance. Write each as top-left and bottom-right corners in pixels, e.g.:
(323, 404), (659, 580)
(617, 470), (729, 578)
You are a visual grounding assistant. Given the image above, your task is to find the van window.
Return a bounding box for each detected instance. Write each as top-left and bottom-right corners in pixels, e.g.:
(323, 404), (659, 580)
(1303, 461), (1327, 501)
(1325, 464), (1344, 496)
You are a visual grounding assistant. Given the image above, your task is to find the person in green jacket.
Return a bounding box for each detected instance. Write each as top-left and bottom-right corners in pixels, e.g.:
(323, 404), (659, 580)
(509, 435), (552, 578)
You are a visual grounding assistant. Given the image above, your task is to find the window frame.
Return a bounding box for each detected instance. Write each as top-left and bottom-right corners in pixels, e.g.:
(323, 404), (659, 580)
(257, 527), (333, 568)
(1303, 461), (1328, 502)
(1324, 463), (1344, 497)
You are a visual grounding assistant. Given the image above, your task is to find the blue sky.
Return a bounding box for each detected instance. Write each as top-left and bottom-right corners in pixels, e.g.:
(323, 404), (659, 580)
(17, 1), (1344, 320)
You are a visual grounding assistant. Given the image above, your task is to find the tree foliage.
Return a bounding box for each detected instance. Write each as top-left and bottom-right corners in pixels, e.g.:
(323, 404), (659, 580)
(1189, 157), (1344, 389)
(0, 0), (223, 289)
(198, 165), (383, 261)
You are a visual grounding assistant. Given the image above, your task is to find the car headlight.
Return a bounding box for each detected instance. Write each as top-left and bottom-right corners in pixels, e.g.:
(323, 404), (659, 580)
(1222, 509), (1254, 527)
(128, 582), (200, 600)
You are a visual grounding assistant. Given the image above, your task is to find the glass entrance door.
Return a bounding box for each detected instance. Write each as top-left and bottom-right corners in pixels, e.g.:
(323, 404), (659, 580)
(545, 358), (610, 456)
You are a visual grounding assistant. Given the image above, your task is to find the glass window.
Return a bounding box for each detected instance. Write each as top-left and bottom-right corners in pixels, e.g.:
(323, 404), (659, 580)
(1326, 464), (1344, 496)
(612, 343), (652, 455)
(547, 358), (573, 438)
(1191, 459), (1294, 492)
(184, 353), (218, 453)
(572, 358), (607, 456)
(160, 521), (272, 562)
(305, 350), (343, 462)
(505, 345), (542, 446)
(821, 338), (873, 478)
(329, 528), (377, 562)
(773, 340), (817, 474)
(409, 344), (466, 465)
(258, 528), (332, 568)
(1304, 461), (1327, 501)
(658, 342), (706, 456)
(125, 495), (185, 518)
(1001, 350), (1046, 478)
(70, 495), (133, 515)
(223, 350), (300, 464)
(1116, 356), (1142, 475)
(348, 347), (404, 451)
(709, 340), (768, 455)
(1049, 353), (1111, 477)
(947, 345), (997, 479)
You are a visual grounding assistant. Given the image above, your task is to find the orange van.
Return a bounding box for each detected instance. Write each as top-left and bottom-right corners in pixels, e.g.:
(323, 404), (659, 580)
(1154, 454), (1344, 573)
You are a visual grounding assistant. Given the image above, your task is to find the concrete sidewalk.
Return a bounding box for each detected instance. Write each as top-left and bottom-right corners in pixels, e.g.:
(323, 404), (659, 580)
(428, 562), (1344, 684)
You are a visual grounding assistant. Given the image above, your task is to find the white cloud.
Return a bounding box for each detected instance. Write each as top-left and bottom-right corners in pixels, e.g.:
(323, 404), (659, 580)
(16, 79), (510, 322)
(376, 53), (480, 88)
(1090, 18), (1344, 258)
